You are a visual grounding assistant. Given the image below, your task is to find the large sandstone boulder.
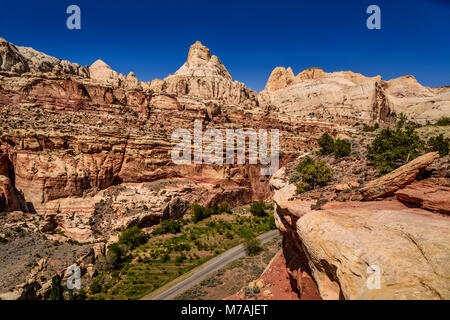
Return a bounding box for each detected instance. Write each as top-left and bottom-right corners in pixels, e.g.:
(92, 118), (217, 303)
(360, 152), (440, 200)
(273, 178), (450, 300)
(297, 200), (450, 300)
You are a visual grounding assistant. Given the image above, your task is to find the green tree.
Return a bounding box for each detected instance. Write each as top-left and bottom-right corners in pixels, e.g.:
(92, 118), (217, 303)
(244, 238), (263, 256)
(436, 117), (450, 126)
(152, 220), (183, 235)
(249, 201), (268, 217)
(191, 203), (211, 222)
(334, 139), (351, 158)
(118, 226), (149, 249)
(367, 126), (425, 174)
(428, 134), (449, 156)
(363, 122), (379, 132)
(397, 112), (408, 128)
(290, 156), (333, 194)
(49, 276), (64, 300)
(318, 133), (335, 155)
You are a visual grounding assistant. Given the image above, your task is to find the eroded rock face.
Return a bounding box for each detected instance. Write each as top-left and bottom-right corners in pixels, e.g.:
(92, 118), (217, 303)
(265, 67), (295, 92)
(0, 38), (89, 77)
(0, 175), (20, 212)
(385, 76), (450, 122)
(259, 68), (389, 123)
(150, 41), (259, 107)
(260, 67), (450, 123)
(395, 179), (450, 214)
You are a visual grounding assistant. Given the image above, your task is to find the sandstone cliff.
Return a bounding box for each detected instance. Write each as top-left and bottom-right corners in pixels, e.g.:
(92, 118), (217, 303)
(260, 67), (450, 123)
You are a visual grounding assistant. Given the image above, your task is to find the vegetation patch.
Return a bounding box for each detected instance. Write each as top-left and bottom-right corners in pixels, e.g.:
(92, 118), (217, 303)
(318, 133), (335, 155)
(244, 237), (263, 256)
(88, 204), (276, 300)
(428, 133), (449, 156)
(290, 156), (333, 194)
(318, 133), (352, 159)
(367, 126), (425, 174)
(436, 117), (450, 126)
(334, 139), (351, 158)
(363, 122), (379, 132)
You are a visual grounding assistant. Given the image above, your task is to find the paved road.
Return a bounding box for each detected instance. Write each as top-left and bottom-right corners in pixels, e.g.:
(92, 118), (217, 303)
(146, 229), (280, 300)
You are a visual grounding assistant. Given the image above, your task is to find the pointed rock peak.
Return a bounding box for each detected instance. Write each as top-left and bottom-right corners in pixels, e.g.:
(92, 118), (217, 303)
(264, 67), (295, 92)
(171, 41), (232, 80)
(89, 59), (119, 81)
(187, 41), (211, 66)
(296, 67), (327, 80)
(90, 59), (112, 70)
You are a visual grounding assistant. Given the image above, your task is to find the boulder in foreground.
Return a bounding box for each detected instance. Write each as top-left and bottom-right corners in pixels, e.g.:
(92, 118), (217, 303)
(297, 200), (450, 300)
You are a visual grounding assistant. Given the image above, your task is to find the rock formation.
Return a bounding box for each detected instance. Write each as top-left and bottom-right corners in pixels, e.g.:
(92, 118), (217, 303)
(0, 37), (449, 299)
(260, 66), (450, 123)
(0, 38), (89, 77)
(271, 147), (450, 300)
(360, 152), (439, 200)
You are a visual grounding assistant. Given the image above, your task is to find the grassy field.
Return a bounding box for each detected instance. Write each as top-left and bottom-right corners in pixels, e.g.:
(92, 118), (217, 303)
(88, 203), (275, 300)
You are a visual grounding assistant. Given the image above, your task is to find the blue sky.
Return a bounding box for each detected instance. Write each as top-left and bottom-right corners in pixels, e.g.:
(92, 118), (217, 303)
(1, 0), (449, 91)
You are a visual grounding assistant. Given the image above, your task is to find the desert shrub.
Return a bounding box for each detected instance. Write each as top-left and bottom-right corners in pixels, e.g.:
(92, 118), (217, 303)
(243, 286), (254, 297)
(428, 134), (449, 156)
(436, 117), (450, 126)
(218, 202), (232, 214)
(152, 220), (183, 235)
(160, 253), (170, 263)
(253, 285), (261, 294)
(363, 122), (379, 132)
(118, 226), (149, 249)
(367, 126), (425, 174)
(290, 156), (333, 194)
(98, 242), (129, 270)
(67, 289), (87, 300)
(249, 201), (268, 217)
(318, 133), (335, 155)
(191, 203), (211, 222)
(267, 215), (276, 230)
(190, 202), (231, 222)
(225, 231), (234, 239)
(49, 276), (64, 300)
(397, 112), (408, 128)
(89, 278), (103, 295)
(244, 237), (263, 256)
(334, 139), (351, 158)
(175, 254), (187, 264)
(98, 227), (148, 271)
